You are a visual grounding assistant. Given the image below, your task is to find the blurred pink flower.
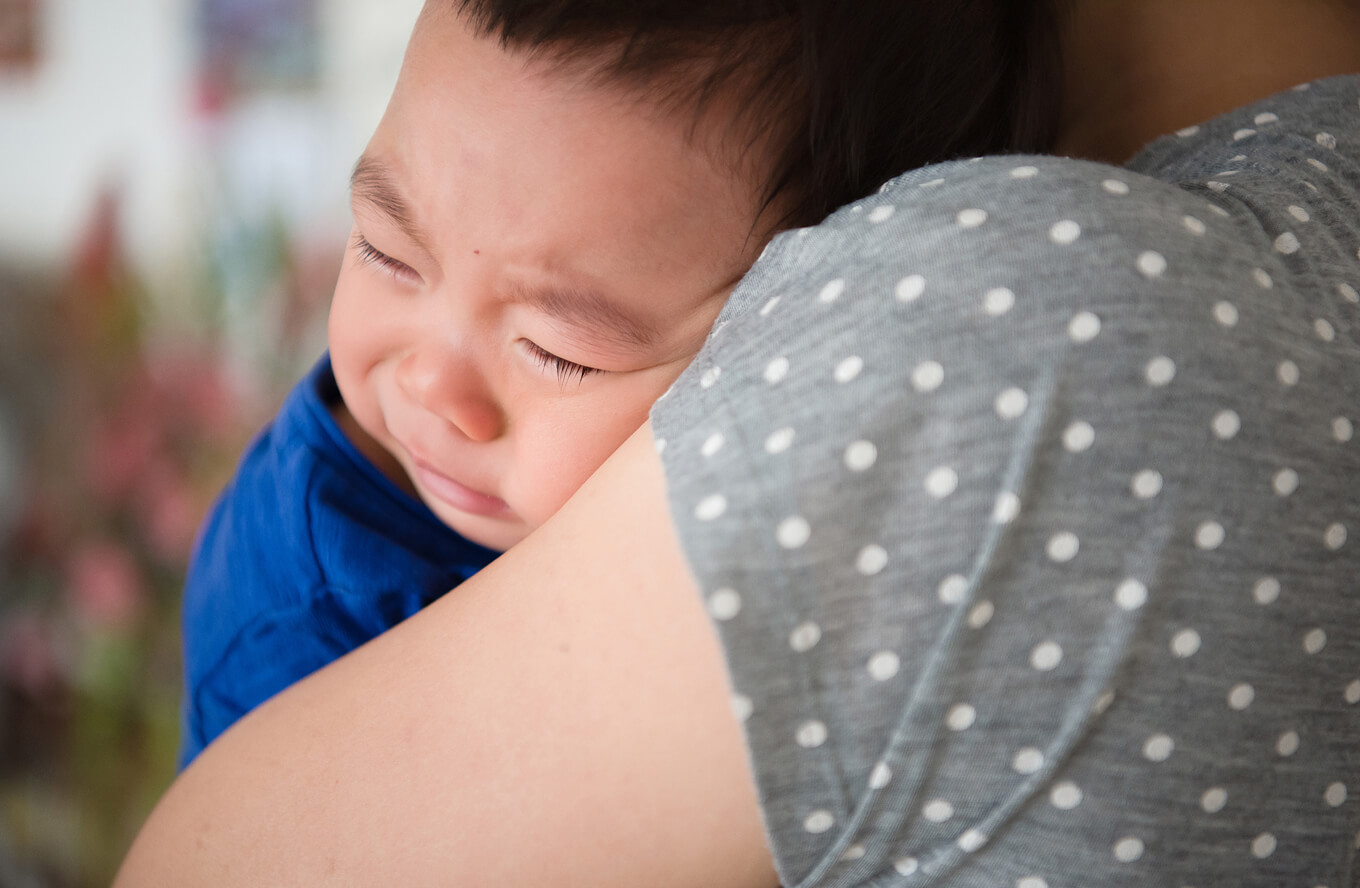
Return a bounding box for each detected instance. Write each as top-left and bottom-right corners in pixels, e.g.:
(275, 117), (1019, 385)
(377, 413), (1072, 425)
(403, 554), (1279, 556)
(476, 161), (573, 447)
(65, 540), (145, 631)
(0, 614), (64, 696)
(137, 466), (202, 564)
(86, 412), (161, 504)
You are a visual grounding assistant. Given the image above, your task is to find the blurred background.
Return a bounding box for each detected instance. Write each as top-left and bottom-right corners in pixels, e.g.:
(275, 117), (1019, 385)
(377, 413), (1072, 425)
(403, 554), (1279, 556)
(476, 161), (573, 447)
(0, 0), (421, 883)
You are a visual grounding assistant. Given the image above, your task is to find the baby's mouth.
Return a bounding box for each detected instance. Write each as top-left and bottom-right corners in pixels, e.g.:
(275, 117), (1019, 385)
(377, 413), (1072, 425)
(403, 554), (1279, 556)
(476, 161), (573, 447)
(411, 459), (509, 517)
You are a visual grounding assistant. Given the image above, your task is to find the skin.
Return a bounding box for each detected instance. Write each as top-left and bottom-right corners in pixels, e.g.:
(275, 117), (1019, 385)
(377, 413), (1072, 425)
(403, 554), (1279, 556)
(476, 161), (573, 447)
(330, 5), (771, 552)
(116, 2), (1360, 885)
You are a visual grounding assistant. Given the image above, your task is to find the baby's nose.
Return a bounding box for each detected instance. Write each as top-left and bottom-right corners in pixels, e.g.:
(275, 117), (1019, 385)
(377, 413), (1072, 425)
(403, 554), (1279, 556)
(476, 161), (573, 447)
(395, 346), (503, 443)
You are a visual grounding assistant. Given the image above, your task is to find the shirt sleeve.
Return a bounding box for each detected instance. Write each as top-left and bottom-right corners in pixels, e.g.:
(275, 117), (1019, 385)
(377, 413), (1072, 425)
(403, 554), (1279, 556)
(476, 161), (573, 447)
(650, 143), (1360, 886)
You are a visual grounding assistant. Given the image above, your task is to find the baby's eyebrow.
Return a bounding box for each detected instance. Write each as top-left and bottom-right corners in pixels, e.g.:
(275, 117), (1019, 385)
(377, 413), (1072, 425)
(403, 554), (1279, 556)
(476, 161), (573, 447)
(350, 154), (429, 251)
(511, 282), (661, 351)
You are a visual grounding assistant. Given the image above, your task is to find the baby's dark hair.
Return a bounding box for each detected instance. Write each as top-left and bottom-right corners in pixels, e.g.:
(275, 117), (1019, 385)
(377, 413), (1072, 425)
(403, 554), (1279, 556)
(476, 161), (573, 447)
(449, 0), (1065, 228)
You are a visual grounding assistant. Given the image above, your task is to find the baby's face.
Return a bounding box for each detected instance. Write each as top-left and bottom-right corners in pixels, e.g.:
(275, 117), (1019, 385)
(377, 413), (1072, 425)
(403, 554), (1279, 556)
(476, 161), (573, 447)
(329, 8), (771, 550)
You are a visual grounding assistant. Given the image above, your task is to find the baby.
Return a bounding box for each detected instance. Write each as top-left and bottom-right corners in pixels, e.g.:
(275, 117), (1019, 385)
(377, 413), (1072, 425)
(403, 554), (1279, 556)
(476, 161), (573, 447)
(179, 0), (1061, 767)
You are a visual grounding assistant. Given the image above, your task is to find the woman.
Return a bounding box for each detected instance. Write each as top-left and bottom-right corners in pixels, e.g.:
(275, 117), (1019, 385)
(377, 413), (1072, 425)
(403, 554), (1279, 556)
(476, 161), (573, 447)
(117, 0), (1360, 885)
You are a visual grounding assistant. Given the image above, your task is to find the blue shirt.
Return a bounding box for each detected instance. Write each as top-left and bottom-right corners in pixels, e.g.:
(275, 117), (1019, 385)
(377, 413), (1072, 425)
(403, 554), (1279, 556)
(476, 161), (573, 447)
(179, 356), (499, 768)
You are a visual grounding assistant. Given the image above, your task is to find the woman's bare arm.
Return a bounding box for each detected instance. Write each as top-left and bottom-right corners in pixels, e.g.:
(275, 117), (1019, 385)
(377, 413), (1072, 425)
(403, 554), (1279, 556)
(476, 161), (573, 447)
(115, 423), (779, 888)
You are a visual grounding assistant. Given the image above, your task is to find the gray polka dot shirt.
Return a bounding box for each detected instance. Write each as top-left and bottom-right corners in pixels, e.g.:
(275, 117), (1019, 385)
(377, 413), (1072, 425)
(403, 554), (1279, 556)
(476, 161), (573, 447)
(651, 76), (1360, 887)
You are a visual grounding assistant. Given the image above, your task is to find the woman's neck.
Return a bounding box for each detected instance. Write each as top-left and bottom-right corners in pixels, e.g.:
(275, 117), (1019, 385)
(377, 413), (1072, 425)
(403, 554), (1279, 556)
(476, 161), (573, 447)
(1055, 0), (1360, 164)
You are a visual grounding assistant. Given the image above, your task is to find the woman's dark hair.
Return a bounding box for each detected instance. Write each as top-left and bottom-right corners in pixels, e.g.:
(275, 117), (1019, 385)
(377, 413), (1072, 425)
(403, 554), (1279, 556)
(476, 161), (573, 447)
(451, 0), (1065, 228)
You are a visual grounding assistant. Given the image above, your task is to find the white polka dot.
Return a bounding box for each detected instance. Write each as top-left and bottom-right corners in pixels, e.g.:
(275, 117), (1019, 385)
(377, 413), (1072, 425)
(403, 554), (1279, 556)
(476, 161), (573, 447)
(1049, 781), (1082, 810)
(1011, 165), (1039, 179)
(1018, 878), (1049, 888)
(1143, 734), (1175, 762)
(1031, 641), (1063, 672)
(1277, 360), (1300, 386)
(1138, 251), (1168, 278)
(1347, 680), (1360, 704)
(995, 387), (1030, 419)
(777, 516), (811, 549)
(834, 355), (864, 383)
(1171, 629), (1202, 658)
(1276, 232), (1301, 254)
(1103, 178), (1131, 195)
(968, 601), (995, 629)
(1113, 837), (1145, 863)
(840, 844), (866, 861)
(869, 761), (893, 789)
(763, 356), (790, 384)
(1012, 747), (1044, 776)
(796, 720), (829, 748)
(1277, 730), (1301, 757)
(765, 427), (795, 454)
(1146, 356), (1177, 386)
(912, 360), (945, 392)
(893, 857), (918, 876)
(868, 205), (896, 223)
(1210, 204), (1232, 217)
(1208, 181), (1230, 193)
(919, 178), (945, 189)
(803, 810), (835, 834)
(1317, 132), (1338, 149)
(984, 287), (1016, 316)
(856, 545), (889, 577)
(654, 438), (668, 454)
(844, 440), (878, 472)
(789, 621), (822, 652)
(708, 588), (742, 621)
(1047, 532), (1080, 563)
(1063, 421), (1096, 453)
(1273, 468), (1300, 496)
(1116, 579), (1149, 610)
(1288, 205), (1311, 223)
(1255, 112), (1279, 125)
(1195, 521), (1226, 550)
(1339, 282), (1359, 303)
(896, 274), (926, 302)
(818, 278), (846, 303)
(701, 433), (725, 458)
(867, 651), (900, 681)
(923, 799), (954, 822)
(1303, 628), (1327, 655)
(1234, 128), (1257, 141)
(958, 208), (988, 228)
(759, 296), (781, 317)
(946, 703), (976, 731)
(992, 492), (1021, 524)
(1254, 577), (1281, 605)
(1334, 417), (1354, 442)
(1050, 220), (1082, 245)
(1177, 125), (1201, 137)
(701, 366), (722, 388)
(1254, 268), (1274, 289)
(1325, 783), (1348, 807)
(1131, 470), (1164, 499)
(695, 494), (728, 521)
(1213, 301), (1239, 327)
(937, 574), (968, 605)
(1094, 690), (1116, 714)
(1315, 318), (1336, 342)
(1184, 215), (1207, 235)
(1325, 522), (1348, 550)
(957, 829), (988, 853)
(925, 466), (959, 499)
(730, 694), (753, 722)
(1212, 410), (1241, 440)
(1251, 833), (1277, 859)
(1069, 311), (1102, 342)
(1201, 787), (1229, 813)
(1228, 683), (1256, 710)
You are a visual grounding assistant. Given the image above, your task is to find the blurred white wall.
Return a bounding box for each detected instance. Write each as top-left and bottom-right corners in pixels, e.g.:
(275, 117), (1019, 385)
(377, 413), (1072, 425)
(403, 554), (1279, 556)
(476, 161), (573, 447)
(0, 0), (422, 276)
